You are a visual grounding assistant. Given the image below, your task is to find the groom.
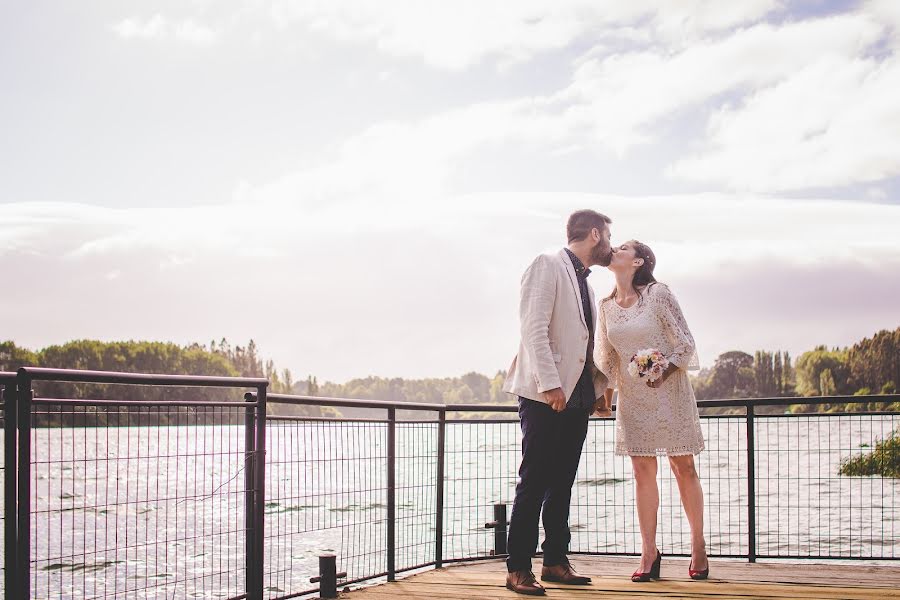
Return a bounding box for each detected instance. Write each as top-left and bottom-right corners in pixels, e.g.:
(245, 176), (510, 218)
(502, 209), (614, 595)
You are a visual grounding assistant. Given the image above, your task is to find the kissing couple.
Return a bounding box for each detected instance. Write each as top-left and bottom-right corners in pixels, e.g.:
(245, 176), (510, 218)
(502, 209), (708, 595)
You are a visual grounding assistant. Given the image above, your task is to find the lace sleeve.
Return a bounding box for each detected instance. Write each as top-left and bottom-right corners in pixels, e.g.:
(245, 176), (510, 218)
(653, 284), (700, 371)
(594, 301), (619, 388)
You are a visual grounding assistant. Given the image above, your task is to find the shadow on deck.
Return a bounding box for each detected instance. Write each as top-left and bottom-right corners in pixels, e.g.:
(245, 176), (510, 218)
(339, 556), (900, 599)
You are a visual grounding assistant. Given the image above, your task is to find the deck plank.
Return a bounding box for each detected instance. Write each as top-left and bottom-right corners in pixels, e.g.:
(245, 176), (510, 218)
(338, 557), (900, 599)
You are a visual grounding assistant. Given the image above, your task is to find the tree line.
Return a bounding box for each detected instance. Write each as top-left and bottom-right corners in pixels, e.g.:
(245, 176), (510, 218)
(690, 328), (898, 414)
(1, 326), (896, 424)
(0, 338), (314, 426)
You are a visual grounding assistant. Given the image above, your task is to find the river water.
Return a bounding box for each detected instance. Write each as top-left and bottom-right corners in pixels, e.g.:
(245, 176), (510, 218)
(13, 413), (899, 598)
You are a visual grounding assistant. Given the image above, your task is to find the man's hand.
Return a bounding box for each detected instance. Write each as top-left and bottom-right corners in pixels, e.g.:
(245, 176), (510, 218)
(542, 387), (567, 412)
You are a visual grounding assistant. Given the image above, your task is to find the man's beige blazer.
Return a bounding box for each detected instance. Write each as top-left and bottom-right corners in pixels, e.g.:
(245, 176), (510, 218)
(503, 249), (609, 406)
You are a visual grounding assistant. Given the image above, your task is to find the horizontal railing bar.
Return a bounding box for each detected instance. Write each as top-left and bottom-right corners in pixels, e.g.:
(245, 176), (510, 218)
(437, 551), (900, 562)
(755, 554), (900, 561)
(439, 555), (510, 564)
(698, 394), (899, 407)
(31, 398), (257, 408)
(570, 551), (760, 559)
(264, 393), (445, 411)
(17, 367), (268, 388)
(11, 371), (900, 411)
(755, 411), (900, 418)
(267, 415), (391, 424)
(446, 418), (519, 424)
(261, 393), (899, 414)
(445, 403), (518, 412)
(270, 588), (319, 600)
(262, 410), (897, 424)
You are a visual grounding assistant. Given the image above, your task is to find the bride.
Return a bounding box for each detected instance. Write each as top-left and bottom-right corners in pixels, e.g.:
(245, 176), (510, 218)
(594, 240), (709, 582)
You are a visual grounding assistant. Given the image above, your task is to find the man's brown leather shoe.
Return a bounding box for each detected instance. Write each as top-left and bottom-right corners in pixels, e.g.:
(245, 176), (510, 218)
(506, 570), (546, 595)
(541, 562), (592, 585)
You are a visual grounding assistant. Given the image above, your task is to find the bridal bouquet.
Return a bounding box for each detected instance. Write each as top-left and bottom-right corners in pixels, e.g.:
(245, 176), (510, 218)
(627, 348), (670, 383)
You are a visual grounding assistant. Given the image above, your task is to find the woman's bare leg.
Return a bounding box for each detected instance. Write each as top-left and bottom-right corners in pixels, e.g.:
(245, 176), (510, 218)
(631, 456), (660, 572)
(669, 454), (707, 570)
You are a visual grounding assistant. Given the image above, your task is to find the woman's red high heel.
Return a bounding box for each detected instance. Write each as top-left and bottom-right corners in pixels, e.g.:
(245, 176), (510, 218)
(688, 559), (709, 580)
(631, 551), (661, 582)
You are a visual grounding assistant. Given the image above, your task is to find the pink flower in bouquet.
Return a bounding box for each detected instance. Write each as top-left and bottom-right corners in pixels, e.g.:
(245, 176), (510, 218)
(628, 348), (670, 383)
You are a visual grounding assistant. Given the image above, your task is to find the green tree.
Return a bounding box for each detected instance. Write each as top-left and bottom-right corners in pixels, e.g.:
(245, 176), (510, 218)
(782, 351), (795, 394)
(706, 351), (755, 399)
(754, 351), (777, 397)
(460, 371), (491, 402)
(489, 371), (508, 403)
(773, 352), (784, 395)
(0, 341), (39, 372)
(819, 368), (836, 396)
(848, 328), (900, 394)
(795, 347), (850, 396)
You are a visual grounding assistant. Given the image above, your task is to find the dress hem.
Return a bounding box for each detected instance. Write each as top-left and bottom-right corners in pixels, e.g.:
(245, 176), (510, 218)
(615, 447), (704, 457)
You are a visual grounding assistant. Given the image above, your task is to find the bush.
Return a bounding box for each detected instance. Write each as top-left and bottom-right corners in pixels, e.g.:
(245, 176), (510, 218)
(839, 430), (900, 478)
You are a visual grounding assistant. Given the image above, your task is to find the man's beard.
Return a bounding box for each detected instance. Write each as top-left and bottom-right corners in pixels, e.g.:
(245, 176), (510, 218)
(591, 242), (613, 267)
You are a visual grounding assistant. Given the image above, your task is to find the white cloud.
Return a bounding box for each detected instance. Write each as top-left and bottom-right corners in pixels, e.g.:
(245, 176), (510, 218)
(235, 97), (573, 212)
(265, 0), (781, 70)
(111, 14), (218, 45)
(111, 14), (167, 40)
(1, 194), (897, 381)
(175, 20), (218, 45)
(866, 0), (900, 45)
(650, 0), (783, 44)
(668, 54), (900, 190)
(559, 13), (883, 154)
(11, 1), (900, 381)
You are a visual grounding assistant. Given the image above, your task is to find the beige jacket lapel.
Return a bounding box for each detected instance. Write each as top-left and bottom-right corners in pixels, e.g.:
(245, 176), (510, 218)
(559, 249), (587, 329)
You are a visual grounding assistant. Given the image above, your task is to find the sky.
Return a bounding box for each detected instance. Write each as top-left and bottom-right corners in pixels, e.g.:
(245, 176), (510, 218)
(1, 0), (899, 383)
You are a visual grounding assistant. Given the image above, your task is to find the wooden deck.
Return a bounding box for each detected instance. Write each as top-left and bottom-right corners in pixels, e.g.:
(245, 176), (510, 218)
(339, 556), (900, 599)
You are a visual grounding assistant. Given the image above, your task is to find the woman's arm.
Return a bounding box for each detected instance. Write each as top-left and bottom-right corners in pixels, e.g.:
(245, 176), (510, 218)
(593, 301), (620, 389)
(647, 285), (699, 387)
(655, 284), (699, 370)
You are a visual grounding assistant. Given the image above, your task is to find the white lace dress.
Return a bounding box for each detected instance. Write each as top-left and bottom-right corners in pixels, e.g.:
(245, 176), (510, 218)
(595, 283), (705, 457)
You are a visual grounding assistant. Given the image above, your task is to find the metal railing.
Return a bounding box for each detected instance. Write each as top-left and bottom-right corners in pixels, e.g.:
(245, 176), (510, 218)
(1, 372), (17, 599)
(5, 367), (268, 600)
(3, 368), (898, 599)
(255, 392), (899, 599)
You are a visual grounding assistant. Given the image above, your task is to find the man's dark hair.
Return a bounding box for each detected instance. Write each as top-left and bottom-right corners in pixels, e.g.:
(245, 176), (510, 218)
(567, 209), (612, 243)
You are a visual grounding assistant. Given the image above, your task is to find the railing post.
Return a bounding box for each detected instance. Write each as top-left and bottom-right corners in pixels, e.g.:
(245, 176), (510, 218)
(253, 385), (267, 599)
(494, 503), (508, 556)
(16, 372), (32, 599)
(309, 553), (347, 599)
(3, 382), (18, 599)
(746, 403), (756, 563)
(387, 407), (396, 581)
(485, 503), (507, 556)
(244, 393), (257, 598)
(435, 410), (446, 568)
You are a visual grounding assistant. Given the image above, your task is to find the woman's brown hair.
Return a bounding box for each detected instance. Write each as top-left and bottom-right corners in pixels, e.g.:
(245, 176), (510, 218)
(606, 240), (658, 304)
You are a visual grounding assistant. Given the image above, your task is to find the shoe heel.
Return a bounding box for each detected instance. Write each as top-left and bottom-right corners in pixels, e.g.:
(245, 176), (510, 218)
(650, 551), (662, 580)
